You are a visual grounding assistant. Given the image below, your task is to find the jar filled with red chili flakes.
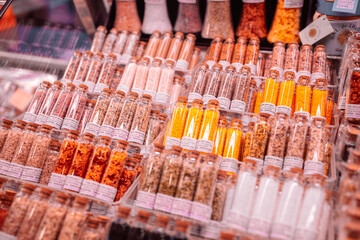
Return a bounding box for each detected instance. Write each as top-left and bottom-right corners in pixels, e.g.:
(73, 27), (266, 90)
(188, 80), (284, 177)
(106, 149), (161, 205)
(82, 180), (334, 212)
(133, 153), (143, 177)
(114, 157), (138, 202)
(96, 140), (128, 202)
(48, 130), (79, 189)
(63, 133), (95, 192)
(80, 136), (111, 197)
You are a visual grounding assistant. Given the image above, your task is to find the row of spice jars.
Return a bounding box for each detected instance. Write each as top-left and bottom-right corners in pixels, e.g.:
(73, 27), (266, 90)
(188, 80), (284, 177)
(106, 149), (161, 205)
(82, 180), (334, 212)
(0, 183), (109, 240)
(224, 164), (331, 240)
(83, 89), (167, 146)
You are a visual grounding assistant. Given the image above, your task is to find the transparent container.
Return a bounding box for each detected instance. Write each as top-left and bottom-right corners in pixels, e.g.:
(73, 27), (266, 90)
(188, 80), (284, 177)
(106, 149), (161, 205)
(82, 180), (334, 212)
(253, 78), (265, 114)
(131, 57), (150, 95)
(188, 63), (209, 103)
(0, 190), (16, 229)
(102, 28), (118, 54)
(236, 0), (267, 39)
(167, 32), (185, 62)
(84, 88), (112, 136)
(46, 83), (76, 129)
(171, 220), (190, 240)
(39, 139), (61, 185)
(310, 78), (328, 119)
(90, 26), (107, 53)
(147, 215), (170, 240)
(169, 76), (185, 107)
(202, 0), (234, 39)
(217, 65), (236, 109)
(79, 217), (101, 240)
(144, 110), (160, 146)
(326, 85), (335, 125)
(80, 136), (111, 197)
(154, 61), (175, 106)
(345, 54), (360, 124)
(257, 52), (266, 77)
(311, 45), (327, 85)
(35, 81), (63, 125)
(0, 119), (12, 155)
(171, 150), (200, 217)
(213, 116), (228, 157)
(77, 99), (96, 133)
(267, 0), (302, 43)
(108, 207), (131, 240)
(112, 30), (128, 56)
(175, 34), (196, 71)
(62, 51), (82, 83)
(154, 31), (173, 61)
(73, 51), (94, 87)
(94, 53), (118, 94)
(117, 56), (138, 94)
(144, 59), (162, 99)
(114, 157), (138, 201)
(144, 31), (161, 60)
(63, 133), (95, 192)
(184, 47), (201, 85)
(181, 99), (204, 151)
(203, 63), (223, 105)
(99, 90), (126, 138)
(211, 170), (228, 221)
(23, 81), (51, 123)
(297, 44), (313, 80)
(244, 37), (260, 75)
(155, 146), (183, 212)
(120, 30), (141, 65)
(231, 37), (247, 71)
(34, 192), (69, 240)
(84, 52), (105, 92)
(128, 94), (152, 145)
(127, 210), (151, 240)
(110, 67), (124, 91)
(263, 53), (273, 77)
(244, 78), (258, 114)
(135, 41), (147, 59)
(196, 100), (219, 153)
(174, 0), (202, 33)
(204, 35), (223, 67)
(294, 75), (311, 118)
(230, 66), (252, 113)
(142, 0), (172, 34)
(218, 37), (235, 68)
(113, 91), (139, 141)
(114, 0), (141, 31)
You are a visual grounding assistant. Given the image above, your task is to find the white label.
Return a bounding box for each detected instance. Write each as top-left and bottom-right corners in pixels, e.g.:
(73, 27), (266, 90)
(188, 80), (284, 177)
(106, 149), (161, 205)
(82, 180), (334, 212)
(154, 193), (174, 213)
(21, 166), (42, 182)
(175, 59), (190, 71)
(299, 16), (334, 45)
(46, 115), (64, 129)
(0, 159), (9, 175)
(120, 54), (132, 65)
(230, 99), (246, 113)
(7, 163), (24, 178)
(232, 62), (243, 72)
(304, 160), (325, 176)
(196, 139), (214, 153)
(294, 228), (317, 240)
(94, 83), (109, 94)
(165, 136), (181, 149)
(181, 137), (197, 150)
(346, 104), (360, 119)
(332, 0), (359, 14)
(117, 84), (130, 94)
(155, 92), (170, 105)
(188, 92), (202, 103)
(113, 128), (129, 141)
(311, 72), (326, 85)
(247, 157), (264, 174)
(35, 113), (48, 125)
(143, 89), (157, 100)
(145, 0), (165, 3)
(171, 197), (192, 217)
(217, 97), (231, 109)
(48, 173), (66, 189)
(245, 64), (257, 75)
(63, 175), (83, 192)
(227, 212), (248, 231)
(61, 78), (71, 85)
(201, 221), (221, 239)
(284, 0), (303, 8)
(283, 156), (304, 172)
(79, 179), (100, 197)
(135, 191), (157, 209)
(131, 87), (143, 96)
(248, 218), (271, 238)
(128, 130), (146, 145)
(206, 61), (216, 69)
(276, 105), (292, 116)
(62, 117), (79, 131)
(73, 79), (82, 87)
(84, 122), (101, 136)
(294, 111), (310, 119)
(270, 67), (284, 77)
(241, 115), (251, 126)
(0, 231), (17, 240)
(243, 0), (264, 2)
(96, 183), (118, 202)
(264, 155), (284, 169)
(296, 71), (311, 81)
(339, 96), (346, 110)
(178, 0), (196, 3)
(185, 74), (192, 86)
(220, 158), (239, 174)
(203, 94), (216, 105)
(84, 81), (96, 92)
(190, 202), (212, 223)
(271, 222), (293, 240)
(260, 102), (276, 116)
(99, 125), (115, 138)
(218, 61), (230, 69)
(23, 112), (37, 123)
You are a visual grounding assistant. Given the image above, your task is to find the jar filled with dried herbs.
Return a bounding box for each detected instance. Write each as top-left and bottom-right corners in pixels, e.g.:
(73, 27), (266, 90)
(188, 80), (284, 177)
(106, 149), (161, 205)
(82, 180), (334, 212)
(211, 170), (228, 222)
(144, 110), (160, 146)
(77, 99), (96, 133)
(114, 157), (139, 201)
(84, 52), (105, 92)
(230, 66), (252, 113)
(174, 0), (202, 34)
(203, 63), (223, 105)
(23, 81), (51, 123)
(205, 35), (223, 68)
(188, 63), (209, 103)
(110, 67), (124, 91)
(217, 65), (236, 110)
(39, 139), (61, 185)
(346, 54), (360, 124)
(0, 119), (12, 154)
(94, 53), (118, 94)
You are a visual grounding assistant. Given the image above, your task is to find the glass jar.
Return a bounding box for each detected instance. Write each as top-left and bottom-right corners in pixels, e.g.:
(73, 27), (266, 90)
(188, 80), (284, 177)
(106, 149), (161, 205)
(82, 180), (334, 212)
(131, 57), (150, 96)
(144, 110), (160, 146)
(253, 79), (265, 114)
(114, 157), (139, 201)
(58, 197), (88, 240)
(147, 215), (170, 240)
(143, 31), (161, 60)
(231, 37), (247, 71)
(267, 0), (302, 43)
(90, 26), (107, 53)
(73, 51), (94, 87)
(20, 124), (52, 183)
(80, 136), (111, 197)
(294, 75), (311, 118)
(96, 140), (128, 202)
(2, 183), (36, 235)
(217, 65), (236, 110)
(17, 188), (53, 240)
(169, 76), (185, 107)
(190, 153), (218, 222)
(167, 32), (185, 63)
(311, 78), (328, 119)
(196, 100), (220, 153)
(94, 54), (118, 94)
(110, 67), (124, 91)
(244, 78), (258, 114)
(154, 31), (173, 62)
(283, 115), (308, 172)
(205, 36), (223, 68)
(337, 163), (360, 214)
(114, 0), (141, 31)
(165, 97), (189, 149)
(23, 81), (51, 123)
(154, 146), (183, 212)
(129, 94), (152, 145)
(311, 45), (327, 85)
(241, 121), (254, 162)
(109, 206), (131, 240)
(142, 0), (172, 34)
(34, 192), (69, 240)
(63, 133), (95, 192)
(102, 28), (118, 54)
(99, 90), (126, 138)
(144, 59), (162, 99)
(127, 210), (152, 240)
(135, 41), (148, 59)
(171, 220), (190, 240)
(79, 217), (101, 240)
(188, 63), (209, 103)
(212, 116), (228, 157)
(172, 150), (200, 217)
(0, 119), (12, 153)
(230, 66), (251, 113)
(7, 123), (38, 178)
(218, 37), (235, 68)
(184, 47), (201, 85)
(155, 60), (175, 106)
(346, 54), (360, 124)
(174, 0), (202, 33)
(77, 99), (96, 133)
(326, 85), (335, 125)
(39, 139), (61, 185)
(46, 83), (76, 129)
(211, 170), (228, 222)
(236, 0), (267, 39)
(120, 30), (141, 65)
(181, 99), (204, 151)
(297, 44), (313, 80)
(221, 119), (243, 175)
(0, 190), (16, 229)
(84, 88), (112, 136)
(62, 51), (82, 83)
(175, 34), (197, 71)
(84, 52), (105, 92)
(35, 81), (63, 125)
(203, 63), (223, 105)
(202, 0), (234, 39)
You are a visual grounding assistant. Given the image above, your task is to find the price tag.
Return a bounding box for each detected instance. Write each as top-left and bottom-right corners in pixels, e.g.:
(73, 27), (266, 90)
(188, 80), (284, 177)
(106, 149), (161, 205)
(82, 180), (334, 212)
(299, 16), (334, 45)
(332, 0), (359, 14)
(284, 0), (303, 8)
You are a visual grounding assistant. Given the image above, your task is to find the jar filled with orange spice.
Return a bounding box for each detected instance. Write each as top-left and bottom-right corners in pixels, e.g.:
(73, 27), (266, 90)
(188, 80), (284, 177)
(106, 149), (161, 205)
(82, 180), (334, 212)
(213, 116), (228, 157)
(114, 157), (139, 201)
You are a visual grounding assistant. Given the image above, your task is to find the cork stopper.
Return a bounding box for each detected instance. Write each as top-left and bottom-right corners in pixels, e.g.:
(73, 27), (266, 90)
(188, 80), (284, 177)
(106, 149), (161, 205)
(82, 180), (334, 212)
(86, 99), (96, 107)
(192, 99), (204, 106)
(225, 65), (236, 72)
(137, 210), (152, 223)
(96, 25), (107, 34)
(75, 196), (89, 205)
(115, 90), (126, 97)
(66, 83), (76, 91)
(212, 63), (223, 70)
(117, 206), (131, 218)
(1, 119), (13, 128)
(177, 96), (188, 103)
(174, 219), (190, 233)
(208, 99), (219, 106)
(171, 145), (183, 154)
(102, 88), (112, 95)
(129, 56), (139, 63)
(345, 163), (360, 172)
(49, 139), (61, 151)
(55, 191), (69, 204)
(2, 190), (16, 202)
(150, 109), (160, 116)
(142, 94), (152, 101)
(96, 52), (105, 59)
(159, 113), (168, 121)
(39, 187), (53, 197)
(290, 167), (303, 174)
(99, 135), (111, 143)
(68, 130), (80, 137)
(110, 28), (117, 35)
(40, 124), (53, 133)
(27, 122), (39, 131)
(315, 45), (326, 51)
(42, 81), (52, 88)
(155, 214), (170, 228)
(174, 32), (184, 39)
(199, 63), (209, 70)
(154, 144), (165, 152)
(85, 50), (94, 57)
(117, 140), (128, 148)
(79, 84), (89, 91)
(97, 215), (110, 227)
(220, 231), (236, 240)
(128, 91), (139, 99)
(237, 36), (247, 43)
(16, 120), (27, 129)
(301, 44), (312, 50)
(213, 35), (223, 42)
(133, 153), (143, 161)
(22, 183), (37, 192)
(244, 158), (257, 166)
(87, 217), (100, 229)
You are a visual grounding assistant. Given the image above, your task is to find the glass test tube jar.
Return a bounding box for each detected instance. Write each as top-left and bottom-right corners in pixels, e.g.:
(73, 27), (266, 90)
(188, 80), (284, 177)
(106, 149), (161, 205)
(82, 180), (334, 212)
(205, 35), (223, 68)
(231, 37), (247, 71)
(102, 28), (118, 54)
(144, 59), (162, 99)
(311, 78), (328, 119)
(154, 31), (173, 62)
(155, 60), (175, 106)
(23, 81), (51, 123)
(142, 0), (172, 34)
(175, 34), (197, 71)
(90, 26), (107, 53)
(94, 53), (118, 94)
(62, 51), (82, 83)
(202, 63), (223, 105)
(120, 30), (141, 65)
(212, 116), (228, 157)
(84, 52), (104, 92)
(311, 45), (327, 85)
(230, 66), (252, 113)
(144, 110), (160, 146)
(0, 119), (12, 154)
(166, 32), (184, 63)
(169, 76), (186, 107)
(188, 63), (209, 103)
(73, 51), (94, 87)
(112, 30), (128, 56)
(244, 37), (260, 75)
(131, 57), (150, 95)
(143, 31), (161, 60)
(115, 156), (139, 201)
(117, 56), (139, 94)
(345, 54), (360, 124)
(77, 99), (96, 133)
(39, 139), (61, 185)
(217, 65), (236, 110)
